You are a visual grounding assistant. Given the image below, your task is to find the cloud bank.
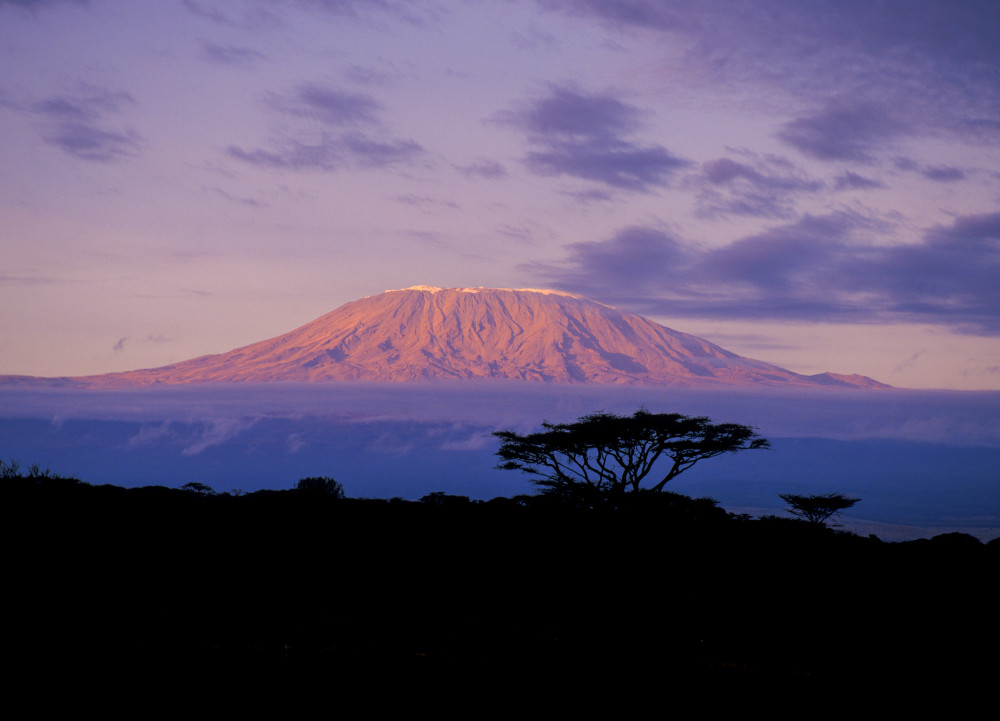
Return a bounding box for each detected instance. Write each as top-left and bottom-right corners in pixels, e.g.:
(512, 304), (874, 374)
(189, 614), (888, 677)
(530, 211), (1000, 333)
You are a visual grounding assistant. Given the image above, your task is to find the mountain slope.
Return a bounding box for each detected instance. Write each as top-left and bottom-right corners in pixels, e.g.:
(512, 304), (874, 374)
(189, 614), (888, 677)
(6, 287), (889, 389)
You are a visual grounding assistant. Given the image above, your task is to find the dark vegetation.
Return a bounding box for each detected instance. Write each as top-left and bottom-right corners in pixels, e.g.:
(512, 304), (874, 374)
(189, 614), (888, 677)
(494, 409), (769, 505)
(7, 456), (997, 692)
(780, 492), (862, 526)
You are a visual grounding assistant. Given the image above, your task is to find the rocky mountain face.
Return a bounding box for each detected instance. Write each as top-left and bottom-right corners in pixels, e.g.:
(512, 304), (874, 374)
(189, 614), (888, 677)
(7, 287), (889, 388)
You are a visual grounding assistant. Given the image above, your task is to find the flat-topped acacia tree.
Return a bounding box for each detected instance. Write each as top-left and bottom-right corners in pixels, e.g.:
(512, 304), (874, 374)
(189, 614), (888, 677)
(493, 409), (769, 503)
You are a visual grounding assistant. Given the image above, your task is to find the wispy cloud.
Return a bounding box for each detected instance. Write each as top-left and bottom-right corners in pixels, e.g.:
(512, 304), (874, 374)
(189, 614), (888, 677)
(227, 82), (422, 171)
(458, 158), (507, 179)
(29, 88), (141, 162)
(497, 84), (689, 191)
(199, 41), (266, 66)
(834, 171), (883, 191)
(693, 155), (823, 219)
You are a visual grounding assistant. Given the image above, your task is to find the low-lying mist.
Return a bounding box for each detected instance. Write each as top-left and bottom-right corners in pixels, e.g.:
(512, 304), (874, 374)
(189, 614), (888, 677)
(3, 382), (998, 539)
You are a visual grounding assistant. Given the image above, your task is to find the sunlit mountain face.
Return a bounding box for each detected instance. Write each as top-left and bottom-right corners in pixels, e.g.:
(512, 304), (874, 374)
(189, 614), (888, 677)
(1, 287), (887, 389)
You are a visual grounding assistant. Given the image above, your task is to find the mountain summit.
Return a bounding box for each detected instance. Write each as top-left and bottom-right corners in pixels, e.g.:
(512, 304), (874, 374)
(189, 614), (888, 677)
(8, 287), (888, 388)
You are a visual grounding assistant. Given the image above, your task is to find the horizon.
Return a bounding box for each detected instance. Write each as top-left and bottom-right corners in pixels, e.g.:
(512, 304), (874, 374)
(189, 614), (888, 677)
(2, 2), (999, 390)
(3, 381), (998, 540)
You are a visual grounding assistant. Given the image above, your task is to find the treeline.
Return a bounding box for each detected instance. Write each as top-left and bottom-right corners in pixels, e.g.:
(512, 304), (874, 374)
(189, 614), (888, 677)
(8, 464), (999, 690)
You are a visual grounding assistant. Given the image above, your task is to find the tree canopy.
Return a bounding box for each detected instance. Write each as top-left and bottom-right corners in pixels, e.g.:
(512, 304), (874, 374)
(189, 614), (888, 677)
(295, 476), (345, 498)
(779, 492), (861, 526)
(493, 409), (768, 503)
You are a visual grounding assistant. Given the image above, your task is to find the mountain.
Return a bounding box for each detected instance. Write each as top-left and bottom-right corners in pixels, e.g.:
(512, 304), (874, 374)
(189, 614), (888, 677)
(3, 286), (889, 389)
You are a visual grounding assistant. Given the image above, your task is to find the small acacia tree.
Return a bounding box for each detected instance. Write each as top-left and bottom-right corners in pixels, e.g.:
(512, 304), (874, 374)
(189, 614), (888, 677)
(779, 492), (860, 526)
(295, 476), (345, 498)
(493, 409), (768, 504)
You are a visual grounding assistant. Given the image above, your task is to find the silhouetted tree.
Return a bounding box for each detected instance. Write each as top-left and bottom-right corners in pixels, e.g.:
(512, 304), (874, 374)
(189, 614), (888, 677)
(180, 482), (216, 495)
(493, 409), (768, 505)
(295, 476), (345, 498)
(779, 492), (860, 526)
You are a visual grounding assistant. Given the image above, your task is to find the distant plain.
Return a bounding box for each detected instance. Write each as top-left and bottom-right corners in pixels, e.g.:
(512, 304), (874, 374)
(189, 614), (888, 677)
(4, 382), (997, 541)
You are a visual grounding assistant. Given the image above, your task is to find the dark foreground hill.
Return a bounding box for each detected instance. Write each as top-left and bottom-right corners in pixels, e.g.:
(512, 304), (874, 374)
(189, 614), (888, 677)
(9, 472), (996, 691)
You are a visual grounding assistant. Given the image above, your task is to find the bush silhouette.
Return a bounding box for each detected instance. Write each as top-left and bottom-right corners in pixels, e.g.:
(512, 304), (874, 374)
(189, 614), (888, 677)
(295, 476), (345, 498)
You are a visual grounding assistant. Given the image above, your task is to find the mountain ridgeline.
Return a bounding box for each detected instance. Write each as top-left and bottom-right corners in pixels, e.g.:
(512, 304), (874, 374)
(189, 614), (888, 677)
(7, 287), (888, 388)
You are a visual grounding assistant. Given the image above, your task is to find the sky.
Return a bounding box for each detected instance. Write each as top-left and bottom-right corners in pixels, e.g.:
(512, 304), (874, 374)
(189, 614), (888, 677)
(2, 0), (1000, 390)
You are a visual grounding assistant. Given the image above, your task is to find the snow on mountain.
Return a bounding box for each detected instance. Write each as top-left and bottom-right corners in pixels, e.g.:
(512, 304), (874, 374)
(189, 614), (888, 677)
(5, 287), (889, 389)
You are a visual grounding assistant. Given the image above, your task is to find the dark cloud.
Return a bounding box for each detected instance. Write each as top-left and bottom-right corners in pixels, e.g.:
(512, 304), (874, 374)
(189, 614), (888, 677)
(894, 157), (969, 183)
(777, 100), (907, 162)
(41, 123), (140, 162)
(535, 0), (683, 31)
(200, 41), (266, 66)
(529, 210), (1000, 333)
(229, 83), (421, 171)
(281, 85), (381, 126)
(506, 85), (644, 139)
(0, 0), (88, 8)
(498, 85), (689, 191)
(228, 134), (420, 171)
(31, 90), (140, 162)
(695, 156), (823, 219)
(524, 141), (688, 190)
(227, 138), (339, 170)
(834, 171), (883, 191)
(527, 226), (690, 297)
(922, 166), (966, 183)
(536, 2), (1000, 143)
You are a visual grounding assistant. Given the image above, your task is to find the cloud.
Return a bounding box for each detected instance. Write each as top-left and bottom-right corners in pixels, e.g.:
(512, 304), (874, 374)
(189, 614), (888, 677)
(893, 157), (969, 184)
(497, 85), (689, 191)
(534, 0), (682, 31)
(921, 166), (966, 183)
(834, 171), (883, 191)
(777, 100), (907, 162)
(200, 41), (266, 66)
(227, 83), (422, 171)
(0, 0), (88, 9)
(182, 418), (258, 455)
(458, 158), (507, 179)
(694, 155), (823, 219)
(343, 64), (404, 87)
(529, 210), (1000, 333)
(204, 186), (268, 207)
(276, 84), (382, 125)
(391, 194), (458, 209)
(40, 123), (140, 162)
(29, 89), (141, 162)
(111, 335), (171, 354)
(536, 2), (1000, 143)
(525, 226), (693, 302)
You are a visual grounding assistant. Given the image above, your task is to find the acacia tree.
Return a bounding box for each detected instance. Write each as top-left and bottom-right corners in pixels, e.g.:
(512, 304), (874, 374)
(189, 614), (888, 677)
(295, 476), (345, 498)
(779, 492), (860, 526)
(493, 409), (768, 502)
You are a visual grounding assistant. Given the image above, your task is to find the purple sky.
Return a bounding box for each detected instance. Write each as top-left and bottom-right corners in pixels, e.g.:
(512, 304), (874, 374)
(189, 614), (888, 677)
(2, 0), (1000, 389)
